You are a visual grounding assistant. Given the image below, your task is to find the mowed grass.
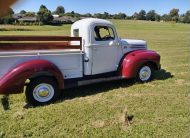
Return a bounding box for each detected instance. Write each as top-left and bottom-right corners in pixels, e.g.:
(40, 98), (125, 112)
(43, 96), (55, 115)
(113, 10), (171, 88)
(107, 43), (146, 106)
(0, 20), (190, 138)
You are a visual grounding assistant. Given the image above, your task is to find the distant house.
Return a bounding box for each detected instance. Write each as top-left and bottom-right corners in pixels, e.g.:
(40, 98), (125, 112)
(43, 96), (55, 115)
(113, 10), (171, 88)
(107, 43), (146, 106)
(52, 16), (78, 24)
(18, 17), (37, 23)
(80, 17), (87, 20)
(13, 13), (38, 24)
(12, 13), (24, 20)
(12, 13), (83, 25)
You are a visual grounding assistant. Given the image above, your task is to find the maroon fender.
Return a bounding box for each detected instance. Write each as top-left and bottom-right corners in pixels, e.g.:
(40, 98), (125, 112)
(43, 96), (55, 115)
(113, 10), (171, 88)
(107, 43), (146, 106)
(119, 50), (161, 78)
(0, 60), (64, 94)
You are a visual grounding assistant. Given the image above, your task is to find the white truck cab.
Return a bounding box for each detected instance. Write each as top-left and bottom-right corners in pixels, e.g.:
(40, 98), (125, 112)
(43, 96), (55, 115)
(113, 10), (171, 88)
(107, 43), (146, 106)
(71, 18), (147, 75)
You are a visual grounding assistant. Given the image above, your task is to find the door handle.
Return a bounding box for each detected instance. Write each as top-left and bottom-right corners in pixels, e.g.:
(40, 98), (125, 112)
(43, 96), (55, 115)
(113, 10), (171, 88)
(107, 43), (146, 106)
(84, 57), (89, 62)
(93, 47), (97, 51)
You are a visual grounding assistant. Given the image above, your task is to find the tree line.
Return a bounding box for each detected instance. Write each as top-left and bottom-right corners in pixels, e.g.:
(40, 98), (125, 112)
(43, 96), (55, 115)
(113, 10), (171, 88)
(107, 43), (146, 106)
(0, 5), (190, 25)
(91, 9), (190, 23)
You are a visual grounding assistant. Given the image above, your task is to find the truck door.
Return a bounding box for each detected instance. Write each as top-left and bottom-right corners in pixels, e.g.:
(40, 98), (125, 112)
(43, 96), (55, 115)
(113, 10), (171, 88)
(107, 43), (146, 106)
(92, 25), (122, 75)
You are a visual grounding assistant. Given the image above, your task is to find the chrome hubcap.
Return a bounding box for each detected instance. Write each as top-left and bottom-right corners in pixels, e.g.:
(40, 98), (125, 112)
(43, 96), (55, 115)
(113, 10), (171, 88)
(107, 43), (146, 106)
(139, 66), (151, 81)
(38, 88), (49, 97)
(33, 83), (54, 102)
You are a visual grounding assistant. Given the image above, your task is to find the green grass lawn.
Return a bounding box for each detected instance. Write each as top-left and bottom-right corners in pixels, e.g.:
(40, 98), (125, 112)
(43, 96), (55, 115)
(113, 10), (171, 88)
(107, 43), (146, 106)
(0, 20), (190, 138)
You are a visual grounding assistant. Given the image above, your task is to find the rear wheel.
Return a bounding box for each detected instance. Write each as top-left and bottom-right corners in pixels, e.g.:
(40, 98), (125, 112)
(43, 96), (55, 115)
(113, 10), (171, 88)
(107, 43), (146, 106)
(25, 77), (60, 106)
(137, 64), (154, 82)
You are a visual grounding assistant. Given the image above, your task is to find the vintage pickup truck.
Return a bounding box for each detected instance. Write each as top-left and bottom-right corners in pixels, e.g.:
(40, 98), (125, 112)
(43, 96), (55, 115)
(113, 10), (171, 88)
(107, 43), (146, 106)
(0, 18), (160, 105)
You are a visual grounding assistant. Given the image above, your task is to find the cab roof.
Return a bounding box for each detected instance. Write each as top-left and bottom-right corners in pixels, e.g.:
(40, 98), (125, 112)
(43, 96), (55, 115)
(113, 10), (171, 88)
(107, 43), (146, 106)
(72, 18), (113, 28)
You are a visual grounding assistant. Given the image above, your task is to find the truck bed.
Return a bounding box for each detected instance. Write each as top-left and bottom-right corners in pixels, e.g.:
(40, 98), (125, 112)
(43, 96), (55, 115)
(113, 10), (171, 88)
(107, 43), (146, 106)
(0, 36), (84, 80)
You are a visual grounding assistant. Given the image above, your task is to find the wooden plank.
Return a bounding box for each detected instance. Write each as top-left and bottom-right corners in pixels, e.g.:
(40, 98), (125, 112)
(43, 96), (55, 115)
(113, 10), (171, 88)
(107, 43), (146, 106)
(0, 43), (81, 51)
(0, 36), (82, 50)
(0, 36), (82, 41)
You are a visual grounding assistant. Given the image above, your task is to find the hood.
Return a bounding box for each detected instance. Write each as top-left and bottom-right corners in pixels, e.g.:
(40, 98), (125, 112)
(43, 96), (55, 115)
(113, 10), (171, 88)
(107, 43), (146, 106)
(121, 39), (147, 50)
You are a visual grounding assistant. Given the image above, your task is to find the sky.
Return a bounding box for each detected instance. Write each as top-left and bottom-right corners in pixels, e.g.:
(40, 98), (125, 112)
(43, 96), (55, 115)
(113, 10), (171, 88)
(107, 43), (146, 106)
(12, 0), (190, 15)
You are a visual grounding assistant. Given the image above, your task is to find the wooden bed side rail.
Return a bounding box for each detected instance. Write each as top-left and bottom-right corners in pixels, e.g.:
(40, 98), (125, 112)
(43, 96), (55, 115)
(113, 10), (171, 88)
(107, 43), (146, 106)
(0, 36), (82, 51)
(0, 36), (82, 41)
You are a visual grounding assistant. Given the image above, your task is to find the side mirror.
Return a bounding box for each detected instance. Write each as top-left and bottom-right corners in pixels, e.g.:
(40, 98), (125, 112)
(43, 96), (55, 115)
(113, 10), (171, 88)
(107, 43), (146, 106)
(109, 41), (119, 46)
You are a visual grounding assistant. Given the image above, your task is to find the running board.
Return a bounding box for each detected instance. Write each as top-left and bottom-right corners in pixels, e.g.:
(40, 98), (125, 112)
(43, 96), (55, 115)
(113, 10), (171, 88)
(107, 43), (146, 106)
(77, 76), (123, 86)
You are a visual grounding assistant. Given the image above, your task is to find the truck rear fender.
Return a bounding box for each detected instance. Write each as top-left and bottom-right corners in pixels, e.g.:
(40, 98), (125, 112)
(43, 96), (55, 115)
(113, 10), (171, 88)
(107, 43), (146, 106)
(0, 60), (64, 94)
(118, 50), (161, 78)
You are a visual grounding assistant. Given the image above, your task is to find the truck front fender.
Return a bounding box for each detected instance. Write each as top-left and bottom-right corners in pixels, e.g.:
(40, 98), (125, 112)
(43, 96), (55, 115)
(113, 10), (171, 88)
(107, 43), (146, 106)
(119, 50), (161, 78)
(0, 60), (64, 94)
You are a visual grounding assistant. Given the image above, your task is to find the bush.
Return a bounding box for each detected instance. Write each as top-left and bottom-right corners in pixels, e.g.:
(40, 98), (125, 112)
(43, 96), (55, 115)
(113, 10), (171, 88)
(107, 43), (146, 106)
(33, 22), (39, 26)
(0, 16), (15, 24)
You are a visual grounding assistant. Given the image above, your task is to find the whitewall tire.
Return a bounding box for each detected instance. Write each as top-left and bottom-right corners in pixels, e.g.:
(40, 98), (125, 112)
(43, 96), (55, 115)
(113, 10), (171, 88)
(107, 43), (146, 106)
(26, 77), (60, 106)
(137, 64), (153, 82)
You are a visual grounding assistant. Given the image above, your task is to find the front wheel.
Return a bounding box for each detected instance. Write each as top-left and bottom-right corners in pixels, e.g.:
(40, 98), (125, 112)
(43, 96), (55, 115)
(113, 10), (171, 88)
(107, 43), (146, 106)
(137, 64), (154, 82)
(25, 77), (60, 106)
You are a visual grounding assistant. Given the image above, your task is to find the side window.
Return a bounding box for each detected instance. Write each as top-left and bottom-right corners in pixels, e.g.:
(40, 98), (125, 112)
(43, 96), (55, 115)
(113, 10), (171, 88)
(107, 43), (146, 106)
(73, 29), (79, 37)
(94, 26), (115, 41)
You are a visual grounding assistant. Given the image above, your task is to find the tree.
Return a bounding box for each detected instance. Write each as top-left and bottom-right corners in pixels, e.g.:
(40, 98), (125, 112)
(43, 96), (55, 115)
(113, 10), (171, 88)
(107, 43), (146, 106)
(0, 8), (15, 24)
(8, 8), (14, 15)
(55, 6), (65, 15)
(75, 13), (81, 18)
(37, 5), (53, 24)
(71, 11), (75, 15)
(155, 14), (161, 21)
(20, 10), (26, 14)
(2, 16), (14, 24)
(65, 11), (76, 17)
(161, 14), (170, 21)
(84, 13), (92, 17)
(102, 12), (109, 19)
(146, 10), (156, 21)
(138, 10), (146, 20)
(94, 13), (103, 18)
(178, 14), (184, 23)
(118, 13), (127, 19)
(71, 11), (75, 17)
(169, 8), (179, 22)
(0, 18), (3, 24)
(126, 16), (133, 20)
(183, 10), (190, 23)
(132, 12), (139, 20)
(25, 12), (35, 17)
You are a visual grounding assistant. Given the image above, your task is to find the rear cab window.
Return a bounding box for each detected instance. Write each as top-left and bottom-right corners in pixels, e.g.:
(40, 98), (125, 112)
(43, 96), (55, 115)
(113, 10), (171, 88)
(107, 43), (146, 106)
(73, 29), (79, 37)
